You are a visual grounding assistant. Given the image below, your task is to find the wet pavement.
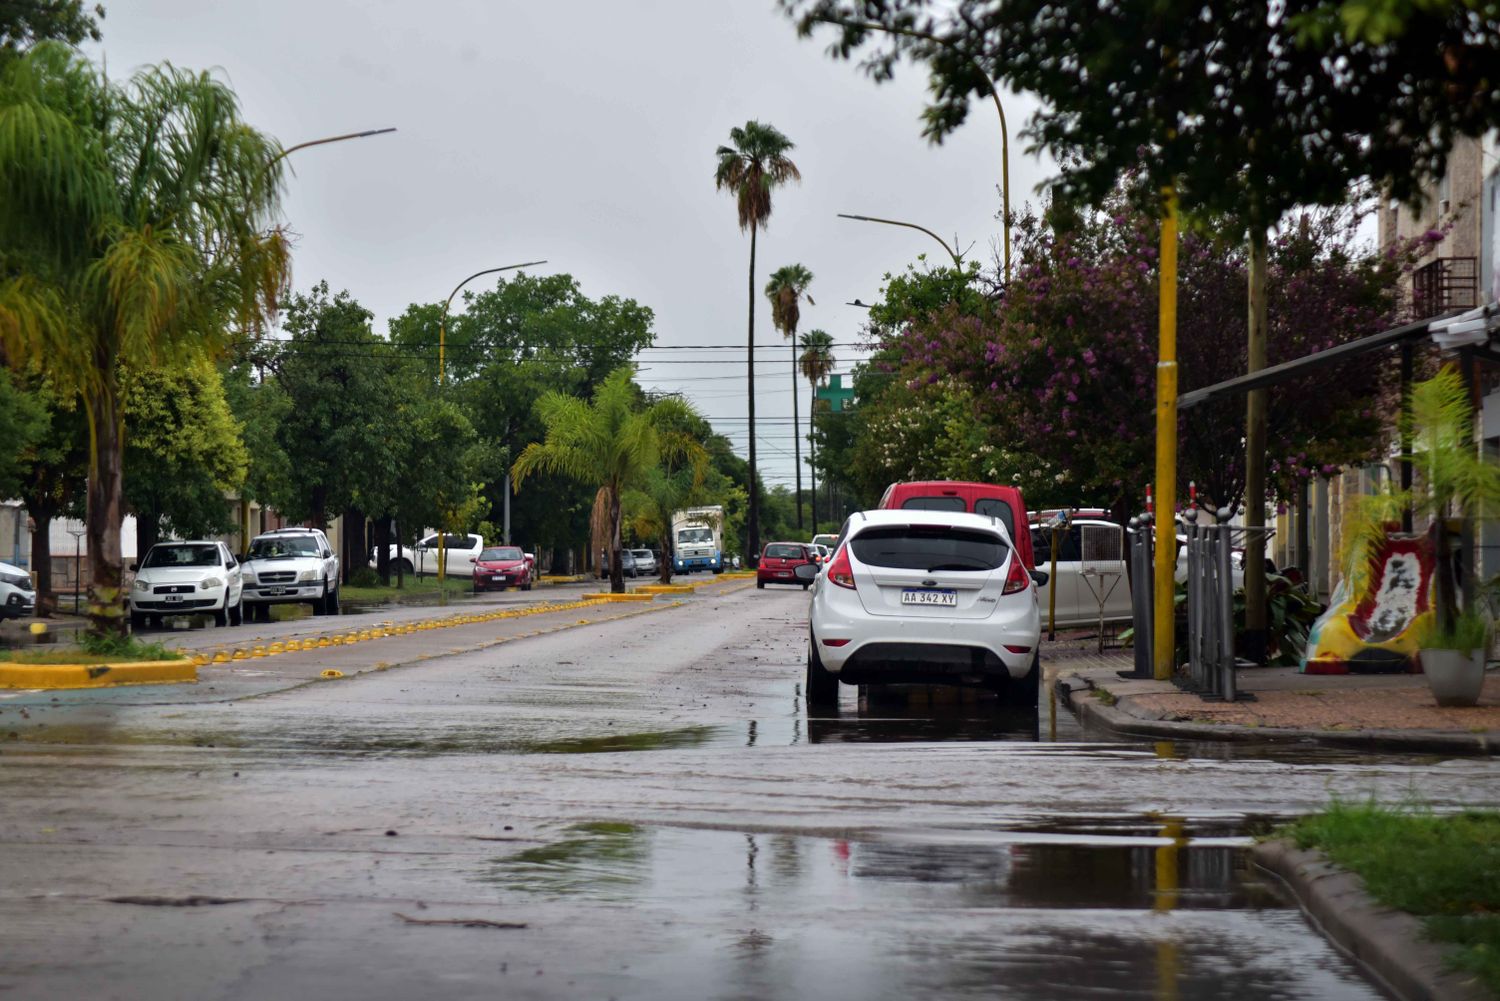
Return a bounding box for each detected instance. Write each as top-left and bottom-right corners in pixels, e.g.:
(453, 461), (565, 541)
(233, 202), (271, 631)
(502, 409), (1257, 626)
(3, 581), (1496, 999)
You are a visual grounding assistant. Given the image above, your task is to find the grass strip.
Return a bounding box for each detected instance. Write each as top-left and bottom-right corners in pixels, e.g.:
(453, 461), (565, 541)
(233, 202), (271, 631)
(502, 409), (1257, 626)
(339, 577), (476, 603)
(1, 636), (185, 664)
(1283, 801), (1500, 993)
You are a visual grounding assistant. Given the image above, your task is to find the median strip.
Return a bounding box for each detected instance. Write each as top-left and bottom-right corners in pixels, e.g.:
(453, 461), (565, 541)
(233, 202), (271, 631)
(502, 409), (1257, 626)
(0, 659), (197, 690)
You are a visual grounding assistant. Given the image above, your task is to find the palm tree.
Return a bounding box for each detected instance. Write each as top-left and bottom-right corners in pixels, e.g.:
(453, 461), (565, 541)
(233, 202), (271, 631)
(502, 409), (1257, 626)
(714, 121), (800, 563)
(799, 330), (836, 535)
(511, 367), (707, 594)
(0, 44), (290, 636)
(765, 263), (814, 532)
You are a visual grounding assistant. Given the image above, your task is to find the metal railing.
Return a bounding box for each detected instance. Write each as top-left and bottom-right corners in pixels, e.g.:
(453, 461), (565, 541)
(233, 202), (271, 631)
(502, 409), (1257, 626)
(1412, 256), (1478, 318)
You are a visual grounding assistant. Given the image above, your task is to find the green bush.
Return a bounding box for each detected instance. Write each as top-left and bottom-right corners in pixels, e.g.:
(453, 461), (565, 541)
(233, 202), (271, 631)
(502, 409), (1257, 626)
(346, 567), (380, 588)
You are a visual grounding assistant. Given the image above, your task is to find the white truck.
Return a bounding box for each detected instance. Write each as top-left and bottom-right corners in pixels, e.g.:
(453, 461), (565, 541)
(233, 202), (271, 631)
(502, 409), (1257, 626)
(671, 506), (724, 574)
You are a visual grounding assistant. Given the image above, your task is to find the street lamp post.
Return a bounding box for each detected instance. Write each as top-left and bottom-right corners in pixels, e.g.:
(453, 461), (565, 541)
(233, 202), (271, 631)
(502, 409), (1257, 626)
(65, 523), (85, 615)
(240, 126), (399, 554)
(811, 16), (1011, 282)
(433, 260), (547, 586)
(837, 213), (965, 270)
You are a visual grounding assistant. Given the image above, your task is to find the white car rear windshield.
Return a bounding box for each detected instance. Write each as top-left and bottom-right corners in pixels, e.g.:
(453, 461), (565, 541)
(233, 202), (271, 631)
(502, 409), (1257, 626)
(144, 544), (220, 568)
(851, 526), (1008, 572)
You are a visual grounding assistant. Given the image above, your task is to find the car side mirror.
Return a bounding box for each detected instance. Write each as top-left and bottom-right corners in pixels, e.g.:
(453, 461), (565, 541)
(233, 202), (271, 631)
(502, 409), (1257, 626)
(793, 563), (819, 582)
(468, 557), (477, 563)
(1030, 569), (1050, 587)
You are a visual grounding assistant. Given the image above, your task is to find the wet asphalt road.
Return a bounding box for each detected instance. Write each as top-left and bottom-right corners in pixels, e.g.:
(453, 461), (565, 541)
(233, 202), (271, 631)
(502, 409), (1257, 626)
(3, 580), (1497, 999)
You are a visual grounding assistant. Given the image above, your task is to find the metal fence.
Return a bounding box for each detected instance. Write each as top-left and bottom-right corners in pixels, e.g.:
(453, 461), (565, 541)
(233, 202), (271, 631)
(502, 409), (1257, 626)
(1181, 520), (1271, 701)
(1125, 515), (1154, 679)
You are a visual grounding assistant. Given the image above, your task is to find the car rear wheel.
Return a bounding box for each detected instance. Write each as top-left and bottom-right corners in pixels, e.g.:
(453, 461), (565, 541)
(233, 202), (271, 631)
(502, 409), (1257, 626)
(756, 580), (765, 589)
(323, 582), (340, 616)
(806, 642), (839, 707)
(229, 599), (243, 626)
(1007, 652), (1041, 709)
(213, 605), (228, 627)
(395, 558), (413, 574)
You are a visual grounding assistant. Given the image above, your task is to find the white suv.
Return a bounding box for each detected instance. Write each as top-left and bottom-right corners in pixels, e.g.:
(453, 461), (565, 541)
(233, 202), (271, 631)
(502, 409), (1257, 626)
(241, 528), (341, 621)
(130, 540), (244, 629)
(805, 510), (1044, 707)
(0, 560), (36, 620)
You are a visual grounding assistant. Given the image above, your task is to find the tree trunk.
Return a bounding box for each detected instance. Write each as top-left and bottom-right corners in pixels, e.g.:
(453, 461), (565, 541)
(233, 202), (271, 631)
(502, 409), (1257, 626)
(374, 516), (392, 586)
(746, 224), (760, 565)
(341, 507), (364, 582)
(608, 485), (624, 594)
(85, 387), (127, 638)
(1243, 225), (1269, 663)
(792, 334), (802, 532)
(659, 531), (673, 585)
(808, 383), (818, 537)
(30, 507), (55, 618)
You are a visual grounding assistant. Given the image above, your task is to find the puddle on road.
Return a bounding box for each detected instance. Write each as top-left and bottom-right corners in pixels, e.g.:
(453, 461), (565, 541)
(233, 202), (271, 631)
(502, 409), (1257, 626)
(483, 823), (1384, 1000)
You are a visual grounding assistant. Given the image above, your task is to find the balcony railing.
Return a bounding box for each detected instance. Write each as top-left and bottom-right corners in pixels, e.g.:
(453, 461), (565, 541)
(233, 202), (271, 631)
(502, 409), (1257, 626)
(1412, 256), (1478, 318)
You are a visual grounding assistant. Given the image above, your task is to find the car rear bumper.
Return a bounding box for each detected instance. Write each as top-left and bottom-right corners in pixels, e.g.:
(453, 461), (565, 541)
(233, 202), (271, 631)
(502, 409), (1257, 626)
(812, 601), (1039, 682)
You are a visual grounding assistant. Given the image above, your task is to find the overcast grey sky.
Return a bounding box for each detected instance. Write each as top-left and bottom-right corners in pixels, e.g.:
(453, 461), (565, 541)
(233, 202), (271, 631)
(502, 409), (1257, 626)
(88, 0), (1053, 493)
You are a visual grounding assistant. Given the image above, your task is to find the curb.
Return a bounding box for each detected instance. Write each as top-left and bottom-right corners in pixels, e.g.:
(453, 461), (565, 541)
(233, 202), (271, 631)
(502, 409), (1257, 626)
(636, 584), (696, 594)
(581, 592), (656, 602)
(1252, 839), (1491, 1001)
(0, 659), (196, 690)
(1055, 673), (1498, 756)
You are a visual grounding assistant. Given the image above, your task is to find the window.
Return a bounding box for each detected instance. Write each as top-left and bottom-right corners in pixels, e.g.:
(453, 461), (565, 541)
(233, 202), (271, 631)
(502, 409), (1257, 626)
(764, 544), (804, 559)
(251, 535), (319, 558)
(900, 496), (967, 513)
(143, 544), (221, 568)
(851, 526), (1008, 571)
(1031, 525), (1081, 564)
(973, 498), (1017, 541)
(479, 547), (523, 561)
(678, 528), (713, 545)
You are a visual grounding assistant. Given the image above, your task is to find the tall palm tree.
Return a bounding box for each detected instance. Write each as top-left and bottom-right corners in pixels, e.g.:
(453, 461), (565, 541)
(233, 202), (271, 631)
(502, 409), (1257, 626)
(511, 367), (707, 594)
(714, 121), (800, 563)
(799, 330), (836, 535)
(0, 44), (290, 636)
(765, 262), (814, 532)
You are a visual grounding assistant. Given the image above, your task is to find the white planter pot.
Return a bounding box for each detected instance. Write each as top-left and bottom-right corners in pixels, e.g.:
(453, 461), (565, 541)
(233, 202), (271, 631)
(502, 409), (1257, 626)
(1420, 648), (1486, 707)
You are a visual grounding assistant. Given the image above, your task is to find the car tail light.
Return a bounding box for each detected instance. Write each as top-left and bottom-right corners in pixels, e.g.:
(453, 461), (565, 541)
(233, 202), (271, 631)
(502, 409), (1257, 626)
(1001, 555), (1030, 595)
(821, 638), (850, 647)
(1004, 644), (1032, 654)
(826, 546), (856, 590)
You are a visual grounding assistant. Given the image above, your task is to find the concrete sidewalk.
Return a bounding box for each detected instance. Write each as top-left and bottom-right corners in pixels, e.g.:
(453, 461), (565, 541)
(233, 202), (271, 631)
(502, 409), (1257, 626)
(1047, 643), (1500, 754)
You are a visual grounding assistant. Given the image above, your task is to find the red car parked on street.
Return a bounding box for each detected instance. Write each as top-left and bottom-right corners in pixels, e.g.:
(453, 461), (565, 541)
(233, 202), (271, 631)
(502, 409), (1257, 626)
(756, 542), (816, 590)
(471, 546), (534, 592)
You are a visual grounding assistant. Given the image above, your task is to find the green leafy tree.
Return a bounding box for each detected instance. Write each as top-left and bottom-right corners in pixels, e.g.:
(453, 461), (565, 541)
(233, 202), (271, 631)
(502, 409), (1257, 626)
(512, 367), (707, 593)
(123, 360), (248, 555)
(0, 366), (45, 500)
(714, 120), (801, 563)
(1, 373), (86, 615)
(765, 262), (815, 531)
(0, 44), (290, 636)
(389, 272), (656, 565)
(0, 0), (102, 57)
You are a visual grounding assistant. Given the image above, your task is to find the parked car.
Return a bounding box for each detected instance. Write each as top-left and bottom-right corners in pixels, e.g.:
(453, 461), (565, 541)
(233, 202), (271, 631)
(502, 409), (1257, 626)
(877, 480), (1036, 569)
(375, 533), (486, 577)
(757, 542), (816, 589)
(631, 548), (658, 576)
(472, 546), (534, 592)
(0, 560), (36, 620)
(130, 540), (244, 629)
(805, 510), (1045, 707)
(601, 548), (639, 579)
(1029, 517), (1133, 629)
(240, 527), (341, 621)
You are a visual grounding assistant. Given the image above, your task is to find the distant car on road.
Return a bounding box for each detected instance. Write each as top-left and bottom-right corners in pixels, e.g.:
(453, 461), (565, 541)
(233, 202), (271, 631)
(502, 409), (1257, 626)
(130, 540), (244, 630)
(472, 546), (534, 592)
(804, 510), (1044, 708)
(0, 561), (36, 620)
(631, 548), (658, 577)
(757, 542), (815, 590)
(375, 533), (486, 578)
(1028, 516), (1132, 629)
(601, 548), (639, 579)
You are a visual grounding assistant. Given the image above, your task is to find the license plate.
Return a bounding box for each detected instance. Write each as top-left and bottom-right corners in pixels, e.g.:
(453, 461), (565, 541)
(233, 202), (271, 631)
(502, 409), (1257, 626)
(778, 571), (791, 577)
(164, 595), (182, 603)
(266, 587), (287, 596)
(901, 589), (957, 606)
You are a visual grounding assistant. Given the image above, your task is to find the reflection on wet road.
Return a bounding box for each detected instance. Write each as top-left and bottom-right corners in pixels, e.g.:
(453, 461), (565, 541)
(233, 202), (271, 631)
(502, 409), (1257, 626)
(1, 584), (1489, 998)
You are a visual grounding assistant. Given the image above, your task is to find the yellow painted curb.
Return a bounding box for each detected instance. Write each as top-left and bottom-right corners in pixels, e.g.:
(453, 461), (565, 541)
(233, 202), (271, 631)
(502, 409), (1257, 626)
(718, 571), (757, 579)
(581, 592), (656, 602)
(0, 659), (196, 690)
(540, 575), (585, 584)
(636, 584), (696, 594)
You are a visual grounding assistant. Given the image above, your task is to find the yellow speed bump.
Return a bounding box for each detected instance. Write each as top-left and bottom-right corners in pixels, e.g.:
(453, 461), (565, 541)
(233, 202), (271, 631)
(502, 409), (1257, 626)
(319, 669), (344, 679)
(0, 659), (196, 690)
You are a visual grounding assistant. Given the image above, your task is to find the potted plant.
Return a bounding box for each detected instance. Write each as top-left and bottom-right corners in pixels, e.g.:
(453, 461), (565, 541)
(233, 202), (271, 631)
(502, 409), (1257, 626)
(1400, 365), (1500, 706)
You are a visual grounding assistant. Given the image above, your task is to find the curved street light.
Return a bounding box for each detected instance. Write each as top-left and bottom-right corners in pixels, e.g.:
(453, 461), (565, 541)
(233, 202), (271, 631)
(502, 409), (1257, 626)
(811, 16), (1011, 282)
(438, 261), (548, 384)
(837, 213), (964, 270)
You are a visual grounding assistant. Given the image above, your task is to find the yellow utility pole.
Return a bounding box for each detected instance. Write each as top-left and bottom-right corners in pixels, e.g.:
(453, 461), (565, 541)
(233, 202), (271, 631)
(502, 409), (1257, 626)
(1152, 188), (1180, 681)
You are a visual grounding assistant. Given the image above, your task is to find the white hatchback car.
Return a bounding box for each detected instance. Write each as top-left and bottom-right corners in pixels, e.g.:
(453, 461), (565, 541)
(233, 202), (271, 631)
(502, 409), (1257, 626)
(805, 510), (1044, 707)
